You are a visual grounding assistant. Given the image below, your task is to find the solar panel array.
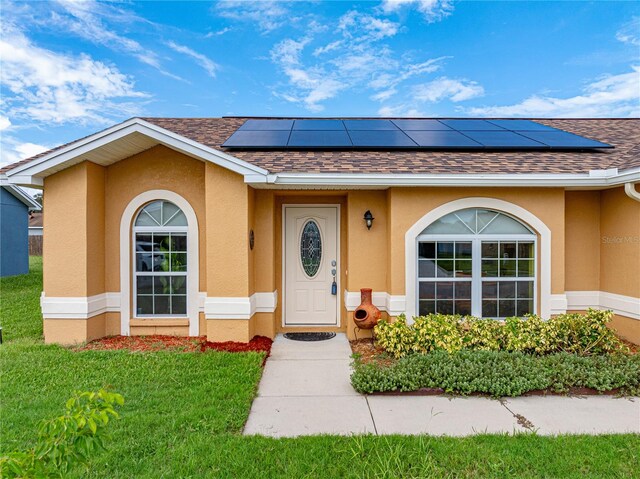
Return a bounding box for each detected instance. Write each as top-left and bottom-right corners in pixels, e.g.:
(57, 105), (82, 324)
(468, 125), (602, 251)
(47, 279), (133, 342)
(221, 119), (613, 150)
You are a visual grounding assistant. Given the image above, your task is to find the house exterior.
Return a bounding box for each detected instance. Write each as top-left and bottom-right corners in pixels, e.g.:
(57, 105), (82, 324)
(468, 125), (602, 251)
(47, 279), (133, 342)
(3, 117), (639, 345)
(28, 211), (44, 256)
(0, 177), (41, 277)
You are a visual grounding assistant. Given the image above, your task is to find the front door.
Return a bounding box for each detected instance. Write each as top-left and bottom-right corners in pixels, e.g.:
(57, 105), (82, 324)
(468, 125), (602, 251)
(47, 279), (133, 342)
(284, 206), (339, 326)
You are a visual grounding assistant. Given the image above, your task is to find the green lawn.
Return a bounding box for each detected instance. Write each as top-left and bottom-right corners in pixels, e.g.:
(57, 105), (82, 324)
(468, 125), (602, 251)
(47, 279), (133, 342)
(1, 260), (639, 478)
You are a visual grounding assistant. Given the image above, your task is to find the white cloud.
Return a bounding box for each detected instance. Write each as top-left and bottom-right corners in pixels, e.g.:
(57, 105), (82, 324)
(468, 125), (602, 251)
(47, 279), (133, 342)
(0, 136), (49, 167)
(205, 27), (232, 37)
(167, 41), (218, 78)
(381, 0), (454, 23)
(339, 10), (399, 41)
(215, 1), (289, 33)
(414, 77), (485, 102)
(0, 24), (146, 124)
(467, 67), (640, 118)
(378, 105), (426, 117)
(616, 17), (640, 47)
(0, 116), (11, 131)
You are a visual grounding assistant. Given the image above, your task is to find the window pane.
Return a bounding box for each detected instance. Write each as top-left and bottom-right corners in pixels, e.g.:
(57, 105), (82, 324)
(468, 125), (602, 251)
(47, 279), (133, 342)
(137, 295), (153, 315)
(482, 242), (498, 258)
(516, 281), (534, 299)
(144, 201), (163, 225)
(154, 277), (170, 295)
(419, 300), (435, 315)
(136, 276), (153, 295)
(153, 254), (167, 272)
(154, 296), (170, 315)
(172, 296), (187, 315)
(437, 242), (454, 259)
(499, 260), (517, 277)
(482, 300), (497, 317)
(517, 260), (534, 277)
(518, 242), (534, 259)
(498, 300), (516, 318)
(436, 260), (454, 277)
(171, 276), (187, 295)
(435, 300), (454, 315)
(419, 282), (435, 300)
(300, 220), (322, 278)
(499, 281), (516, 299)
(482, 281), (497, 299)
(455, 260), (472, 277)
(455, 300), (471, 316)
(154, 235), (170, 252)
(455, 282), (471, 299)
(482, 214), (532, 234)
(423, 214), (472, 234)
(418, 259), (436, 278)
(482, 260), (498, 277)
(516, 299), (534, 317)
(136, 234), (153, 250)
(455, 242), (472, 259)
(418, 242), (435, 259)
(136, 253), (153, 272)
(171, 253), (187, 272)
(500, 242), (517, 259)
(171, 234), (187, 252)
(477, 210), (498, 232)
(436, 282), (454, 300)
(454, 210), (476, 233)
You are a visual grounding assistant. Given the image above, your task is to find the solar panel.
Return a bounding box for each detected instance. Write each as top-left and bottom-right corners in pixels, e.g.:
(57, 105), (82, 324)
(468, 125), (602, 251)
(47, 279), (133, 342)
(293, 119), (345, 130)
(462, 131), (547, 148)
(515, 131), (612, 148)
(222, 130), (290, 147)
(343, 120), (398, 130)
(238, 119), (294, 131)
(403, 130), (483, 148)
(439, 120), (505, 131)
(288, 130), (352, 147)
(390, 119), (452, 130)
(349, 130), (417, 147)
(222, 118), (613, 150)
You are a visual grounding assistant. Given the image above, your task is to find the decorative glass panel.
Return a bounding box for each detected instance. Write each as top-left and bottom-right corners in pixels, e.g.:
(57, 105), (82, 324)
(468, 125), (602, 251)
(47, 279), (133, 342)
(422, 208), (533, 235)
(135, 201), (187, 227)
(300, 220), (322, 277)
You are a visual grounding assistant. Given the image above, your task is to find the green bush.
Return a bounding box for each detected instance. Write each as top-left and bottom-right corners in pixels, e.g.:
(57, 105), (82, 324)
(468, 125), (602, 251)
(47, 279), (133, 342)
(0, 389), (124, 478)
(351, 350), (640, 396)
(374, 309), (627, 358)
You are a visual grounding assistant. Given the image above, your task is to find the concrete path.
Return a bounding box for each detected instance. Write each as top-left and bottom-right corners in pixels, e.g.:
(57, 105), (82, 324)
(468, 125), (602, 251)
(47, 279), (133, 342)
(243, 334), (640, 437)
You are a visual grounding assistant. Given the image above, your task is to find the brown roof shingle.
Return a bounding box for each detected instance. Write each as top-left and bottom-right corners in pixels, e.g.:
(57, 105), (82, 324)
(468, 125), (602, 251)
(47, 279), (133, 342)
(2, 117), (639, 176)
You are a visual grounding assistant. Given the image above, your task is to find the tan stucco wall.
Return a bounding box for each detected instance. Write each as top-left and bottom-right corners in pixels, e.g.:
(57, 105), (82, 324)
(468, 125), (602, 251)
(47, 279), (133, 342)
(207, 318), (254, 342)
(609, 314), (640, 345)
(44, 315), (106, 345)
(600, 186), (640, 298)
(386, 187), (566, 295)
(254, 190), (276, 293)
(565, 191), (600, 291)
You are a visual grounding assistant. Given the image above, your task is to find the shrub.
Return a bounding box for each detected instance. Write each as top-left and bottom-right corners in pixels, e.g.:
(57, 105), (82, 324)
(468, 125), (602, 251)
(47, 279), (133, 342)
(0, 389), (124, 478)
(374, 309), (627, 358)
(351, 350), (640, 397)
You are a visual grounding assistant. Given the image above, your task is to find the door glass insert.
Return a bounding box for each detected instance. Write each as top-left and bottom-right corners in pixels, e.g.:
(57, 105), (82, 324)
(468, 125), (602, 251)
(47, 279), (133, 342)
(300, 220), (322, 277)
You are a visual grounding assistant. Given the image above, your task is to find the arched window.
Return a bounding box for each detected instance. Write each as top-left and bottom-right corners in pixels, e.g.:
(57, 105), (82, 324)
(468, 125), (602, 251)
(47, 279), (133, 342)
(417, 208), (536, 319)
(133, 200), (188, 316)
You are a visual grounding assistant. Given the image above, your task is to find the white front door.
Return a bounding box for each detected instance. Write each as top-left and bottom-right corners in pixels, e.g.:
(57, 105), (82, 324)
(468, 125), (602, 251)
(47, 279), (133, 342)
(284, 206), (339, 326)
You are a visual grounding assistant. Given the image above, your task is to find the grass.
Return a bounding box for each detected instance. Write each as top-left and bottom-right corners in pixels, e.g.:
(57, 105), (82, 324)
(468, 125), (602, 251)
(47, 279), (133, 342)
(0, 256), (43, 341)
(1, 260), (639, 478)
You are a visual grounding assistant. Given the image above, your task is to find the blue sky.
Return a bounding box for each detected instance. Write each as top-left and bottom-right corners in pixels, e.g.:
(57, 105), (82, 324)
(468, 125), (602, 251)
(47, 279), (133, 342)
(1, 0), (638, 167)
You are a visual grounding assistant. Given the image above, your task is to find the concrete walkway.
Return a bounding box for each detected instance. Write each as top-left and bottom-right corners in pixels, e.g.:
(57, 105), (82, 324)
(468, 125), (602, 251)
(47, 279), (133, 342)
(243, 334), (640, 438)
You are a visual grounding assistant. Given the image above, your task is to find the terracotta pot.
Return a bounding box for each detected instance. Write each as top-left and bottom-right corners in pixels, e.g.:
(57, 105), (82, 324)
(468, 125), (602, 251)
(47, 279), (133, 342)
(353, 288), (381, 329)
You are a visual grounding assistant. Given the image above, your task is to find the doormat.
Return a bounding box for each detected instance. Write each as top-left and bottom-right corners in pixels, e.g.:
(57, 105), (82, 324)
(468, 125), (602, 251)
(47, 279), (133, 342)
(283, 332), (336, 342)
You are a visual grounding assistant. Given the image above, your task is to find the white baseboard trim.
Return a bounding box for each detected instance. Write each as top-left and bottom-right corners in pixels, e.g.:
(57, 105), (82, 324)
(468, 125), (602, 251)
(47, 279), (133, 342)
(41, 292), (121, 319)
(565, 291), (640, 320)
(204, 291), (278, 320)
(344, 291), (406, 317)
(549, 294), (568, 315)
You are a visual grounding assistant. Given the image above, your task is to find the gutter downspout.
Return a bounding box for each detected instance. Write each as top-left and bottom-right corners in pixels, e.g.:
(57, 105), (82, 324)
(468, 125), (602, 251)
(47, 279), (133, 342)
(625, 183), (640, 202)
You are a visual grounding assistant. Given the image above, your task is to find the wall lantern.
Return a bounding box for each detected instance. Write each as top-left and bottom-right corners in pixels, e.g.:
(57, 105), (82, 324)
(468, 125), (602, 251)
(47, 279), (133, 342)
(363, 210), (375, 230)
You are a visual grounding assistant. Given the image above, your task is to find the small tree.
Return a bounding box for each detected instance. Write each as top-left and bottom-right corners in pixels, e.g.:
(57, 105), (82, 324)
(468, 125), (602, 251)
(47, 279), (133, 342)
(1, 389), (124, 478)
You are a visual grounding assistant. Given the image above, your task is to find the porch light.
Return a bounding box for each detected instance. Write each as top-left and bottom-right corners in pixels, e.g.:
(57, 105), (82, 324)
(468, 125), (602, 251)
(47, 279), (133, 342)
(364, 210), (374, 230)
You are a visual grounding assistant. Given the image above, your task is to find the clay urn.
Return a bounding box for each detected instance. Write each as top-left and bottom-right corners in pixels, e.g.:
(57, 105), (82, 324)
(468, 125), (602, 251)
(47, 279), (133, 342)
(353, 288), (381, 329)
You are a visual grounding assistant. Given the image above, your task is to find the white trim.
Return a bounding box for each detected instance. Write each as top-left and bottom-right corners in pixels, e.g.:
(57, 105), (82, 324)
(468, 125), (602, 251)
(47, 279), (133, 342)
(204, 291), (278, 319)
(41, 292), (120, 319)
(5, 118), (268, 187)
(565, 291), (640, 320)
(344, 291), (406, 317)
(120, 190), (199, 336)
(549, 293), (568, 315)
(282, 205), (341, 327)
(404, 198), (552, 321)
(0, 176), (41, 209)
(625, 182), (640, 202)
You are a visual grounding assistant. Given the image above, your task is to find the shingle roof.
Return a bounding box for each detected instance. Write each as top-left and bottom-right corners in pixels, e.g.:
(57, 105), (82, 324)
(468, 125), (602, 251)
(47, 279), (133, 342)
(2, 117), (639, 176)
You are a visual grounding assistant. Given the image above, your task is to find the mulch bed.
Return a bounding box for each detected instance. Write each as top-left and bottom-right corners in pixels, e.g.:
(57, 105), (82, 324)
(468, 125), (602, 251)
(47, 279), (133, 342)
(79, 335), (273, 358)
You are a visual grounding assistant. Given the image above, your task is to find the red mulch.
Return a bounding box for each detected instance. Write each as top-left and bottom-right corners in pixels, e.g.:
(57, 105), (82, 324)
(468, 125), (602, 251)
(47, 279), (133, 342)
(78, 335), (272, 359)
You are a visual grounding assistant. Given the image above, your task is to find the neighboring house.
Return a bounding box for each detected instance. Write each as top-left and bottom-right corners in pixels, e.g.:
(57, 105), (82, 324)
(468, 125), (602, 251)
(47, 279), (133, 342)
(28, 211), (44, 256)
(2, 117), (639, 345)
(0, 175), (41, 276)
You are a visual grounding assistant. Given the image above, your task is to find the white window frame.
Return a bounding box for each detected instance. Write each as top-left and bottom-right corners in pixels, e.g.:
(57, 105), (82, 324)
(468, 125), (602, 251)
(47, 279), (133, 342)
(132, 222), (189, 319)
(416, 233), (537, 318)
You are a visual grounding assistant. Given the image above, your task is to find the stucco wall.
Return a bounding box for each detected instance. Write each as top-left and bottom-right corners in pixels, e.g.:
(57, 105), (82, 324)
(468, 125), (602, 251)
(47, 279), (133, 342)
(565, 191), (600, 291)
(600, 186), (640, 298)
(0, 188), (29, 277)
